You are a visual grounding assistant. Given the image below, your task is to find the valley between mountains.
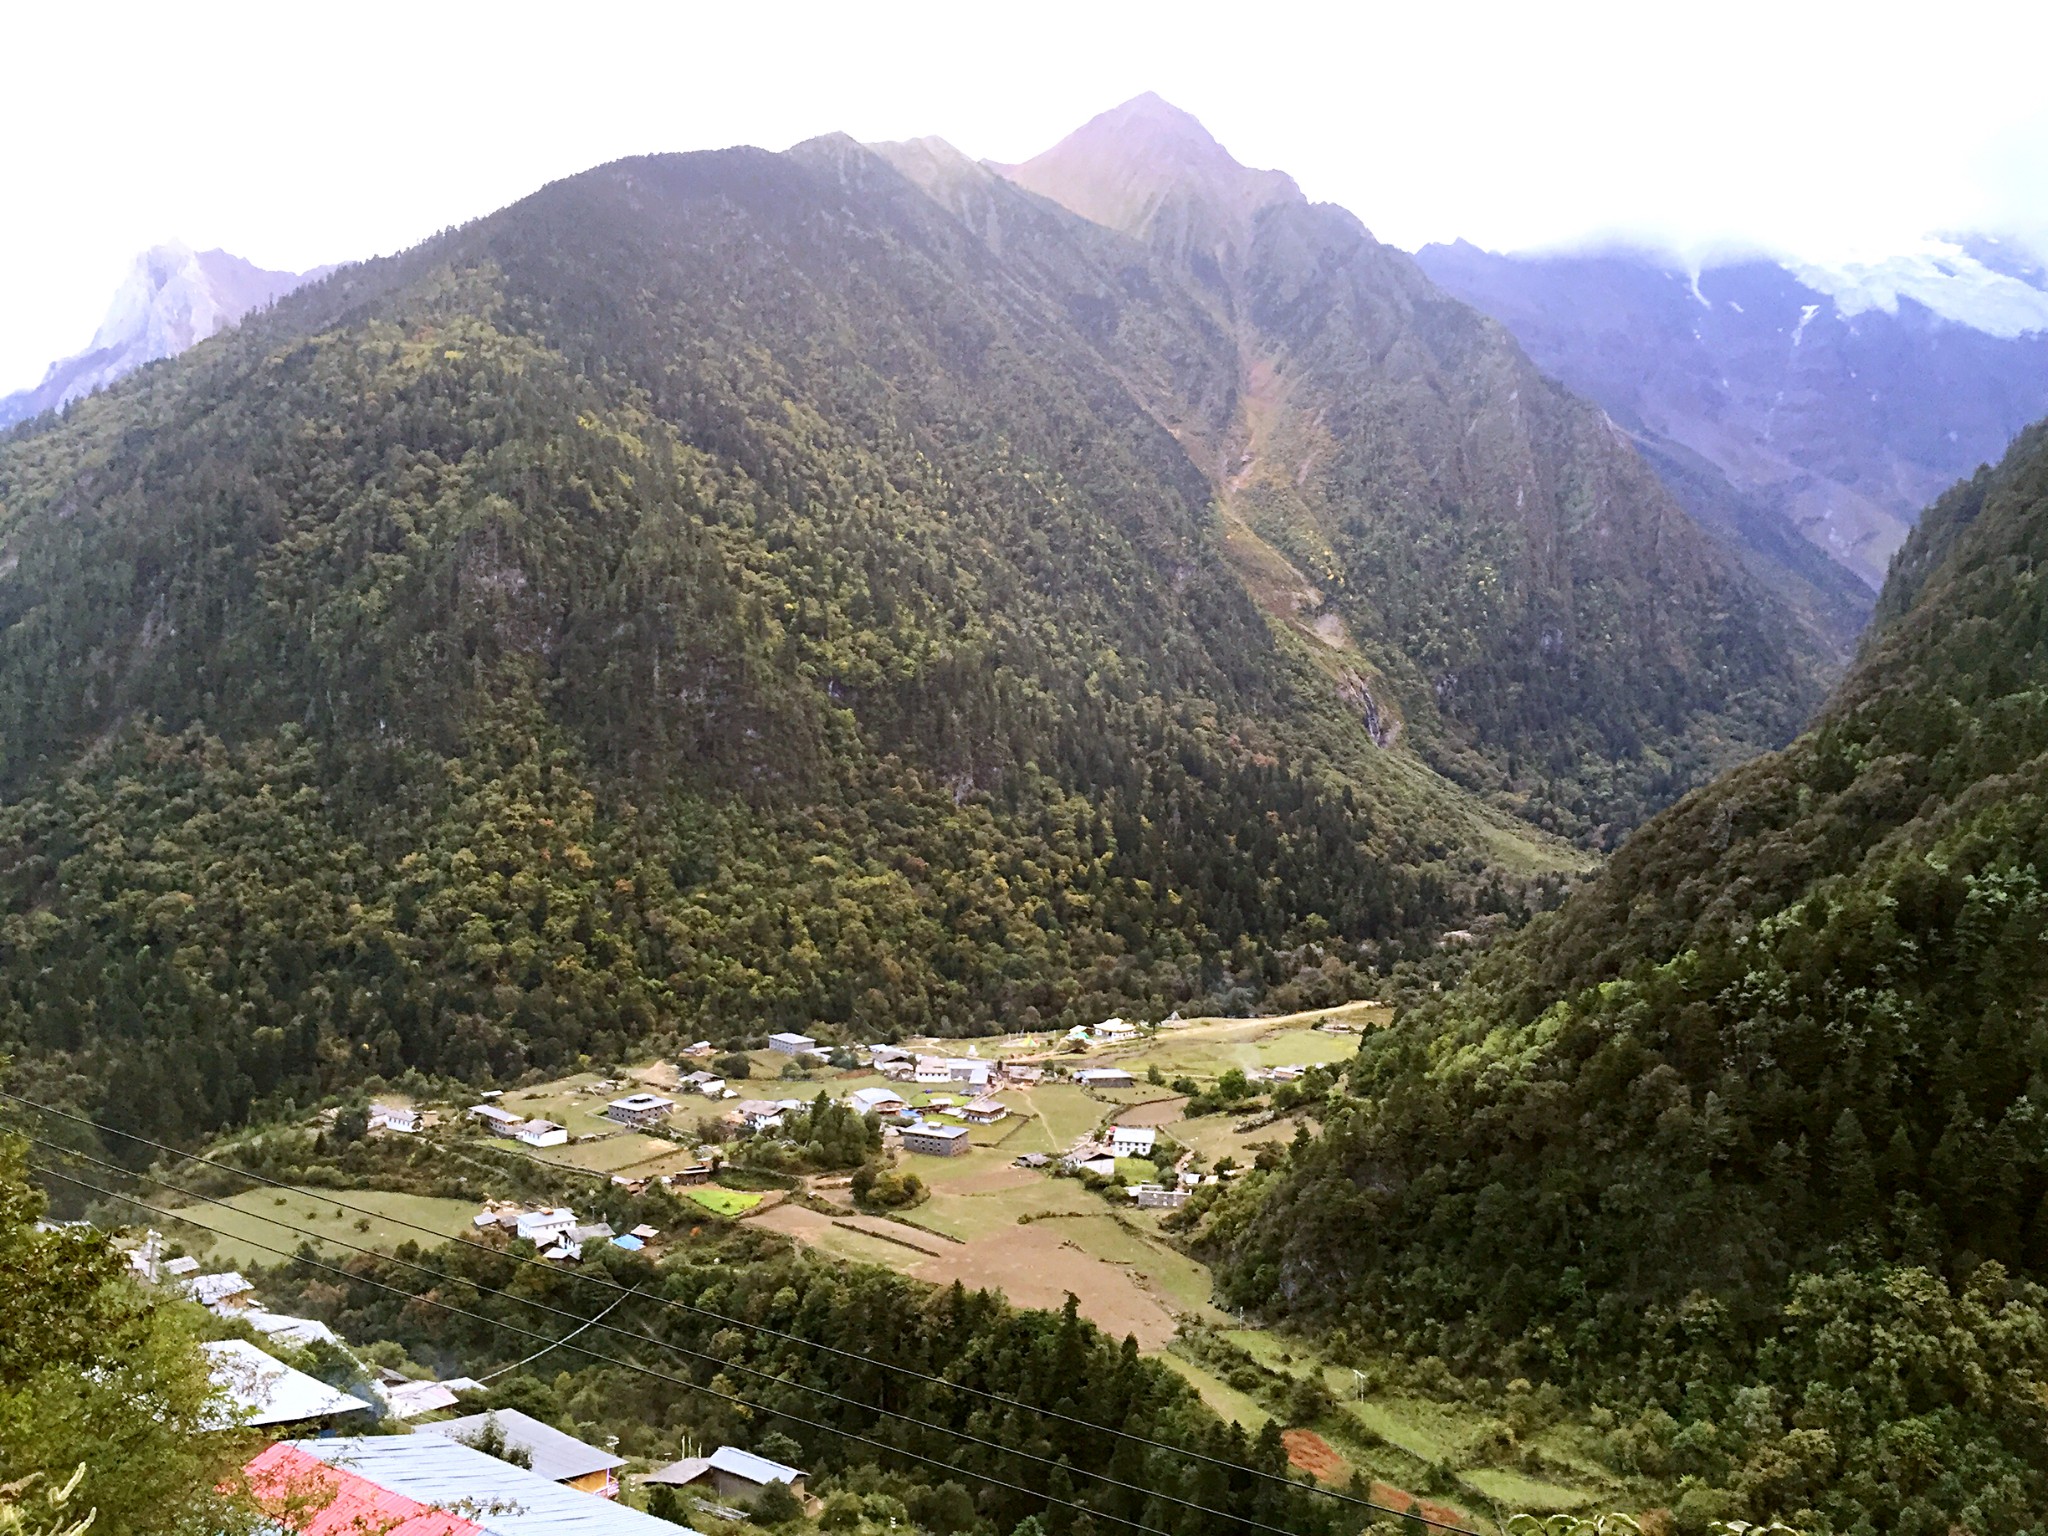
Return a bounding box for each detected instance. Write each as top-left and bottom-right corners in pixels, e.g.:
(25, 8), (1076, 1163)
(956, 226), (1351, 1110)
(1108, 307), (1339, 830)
(5, 90), (2048, 1536)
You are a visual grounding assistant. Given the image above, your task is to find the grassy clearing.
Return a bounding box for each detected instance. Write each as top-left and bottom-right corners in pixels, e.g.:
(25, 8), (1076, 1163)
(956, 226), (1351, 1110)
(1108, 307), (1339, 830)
(1159, 1350), (1273, 1431)
(904, 1177), (1098, 1242)
(1459, 1467), (1597, 1513)
(1013, 1084), (1106, 1149)
(685, 1187), (763, 1216)
(531, 1134), (682, 1172)
(174, 1188), (479, 1272)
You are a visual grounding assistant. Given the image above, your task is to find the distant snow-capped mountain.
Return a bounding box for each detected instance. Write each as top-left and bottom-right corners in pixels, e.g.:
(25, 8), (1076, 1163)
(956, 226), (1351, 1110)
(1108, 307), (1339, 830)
(0, 242), (325, 429)
(1415, 237), (2048, 640)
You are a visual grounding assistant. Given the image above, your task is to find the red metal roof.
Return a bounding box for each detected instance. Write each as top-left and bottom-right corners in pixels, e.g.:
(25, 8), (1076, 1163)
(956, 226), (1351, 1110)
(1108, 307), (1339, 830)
(246, 1443), (488, 1536)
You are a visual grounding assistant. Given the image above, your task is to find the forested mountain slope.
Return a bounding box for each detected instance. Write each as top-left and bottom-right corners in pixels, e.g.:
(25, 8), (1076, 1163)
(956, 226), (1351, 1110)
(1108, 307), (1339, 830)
(1002, 95), (1830, 844)
(1214, 421), (2048, 1531)
(0, 108), (1815, 1143)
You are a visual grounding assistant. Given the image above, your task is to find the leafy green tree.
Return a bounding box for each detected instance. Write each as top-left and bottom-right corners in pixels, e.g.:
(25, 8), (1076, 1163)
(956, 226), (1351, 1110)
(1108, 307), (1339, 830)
(0, 1135), (256, 1536)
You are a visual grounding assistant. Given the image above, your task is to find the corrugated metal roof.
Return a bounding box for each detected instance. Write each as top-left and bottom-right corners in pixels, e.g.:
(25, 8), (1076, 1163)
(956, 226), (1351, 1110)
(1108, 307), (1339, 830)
(420, 1409), (624, 1482)
(248, 1443), (485, 1536)
(644, 1445), (803, 1489)
(204, 1339), (368, 1427)
(289, 1437), (698, 1536)
(707, 1445), (804, 1485)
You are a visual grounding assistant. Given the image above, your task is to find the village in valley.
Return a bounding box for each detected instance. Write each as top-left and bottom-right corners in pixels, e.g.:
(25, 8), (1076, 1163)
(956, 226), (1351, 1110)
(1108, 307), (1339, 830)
(94, 999), (1605, 1535)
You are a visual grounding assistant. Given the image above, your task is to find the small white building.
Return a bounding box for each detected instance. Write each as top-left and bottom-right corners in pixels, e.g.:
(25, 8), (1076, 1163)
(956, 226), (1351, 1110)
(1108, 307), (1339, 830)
(515, 1208), (579, 1246)
(767, 1032), (817, 1056)
(960, 1098), (1008, 1124)
(1131, 1184), (1187, 1209)
(469, 1103), (524, 1131)
(1109, 1125), (1157, 1158)
(913, 1057), (954, 1085)
(516, 1119), (569, 1148)
(369, 1103), (420, 1134)
(734, 1100), (785, 1131)
(1092, 1017), (1139, 1042)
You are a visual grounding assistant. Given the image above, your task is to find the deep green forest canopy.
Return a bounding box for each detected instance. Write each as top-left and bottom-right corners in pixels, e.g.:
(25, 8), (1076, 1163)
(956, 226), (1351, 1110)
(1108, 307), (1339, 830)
(1212, 421), (2048, 1533)
(0, 136), (1817, 1142)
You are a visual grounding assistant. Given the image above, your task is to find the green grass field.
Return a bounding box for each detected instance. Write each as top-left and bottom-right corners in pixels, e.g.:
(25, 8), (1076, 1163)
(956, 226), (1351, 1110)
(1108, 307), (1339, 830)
(685, 1187), (763, 1216)
(901, 1176), (1099, 1242)
(1007, 1084), (1105, 1151)
(172, 1188), (480, 1272)
(1158, 1350), (1273, 1431)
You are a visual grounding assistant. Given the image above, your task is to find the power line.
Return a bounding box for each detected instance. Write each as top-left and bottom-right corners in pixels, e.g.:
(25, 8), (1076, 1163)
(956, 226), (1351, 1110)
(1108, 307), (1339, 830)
(26, 1133), (1363, 1536)
(34, 1157), (1191, 1536)
(5, 1089), (1482, 1534)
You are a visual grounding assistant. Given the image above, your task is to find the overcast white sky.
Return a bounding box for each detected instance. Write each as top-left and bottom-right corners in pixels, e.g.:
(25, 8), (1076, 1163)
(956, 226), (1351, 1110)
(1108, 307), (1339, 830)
(5, 0), (2047, 392)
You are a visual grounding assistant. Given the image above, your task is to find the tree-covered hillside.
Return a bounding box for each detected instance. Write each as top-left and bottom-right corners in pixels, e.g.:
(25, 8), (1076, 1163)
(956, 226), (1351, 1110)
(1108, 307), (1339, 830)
(1002, 94), (1830, 845)
(0, 119), (1812, 1142)
(1213, 422), (2048, 1532)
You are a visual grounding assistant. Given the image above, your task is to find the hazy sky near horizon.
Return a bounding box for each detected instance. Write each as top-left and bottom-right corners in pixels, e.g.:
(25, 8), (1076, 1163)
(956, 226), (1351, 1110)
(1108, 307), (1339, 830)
(6, 0), (2047, 392)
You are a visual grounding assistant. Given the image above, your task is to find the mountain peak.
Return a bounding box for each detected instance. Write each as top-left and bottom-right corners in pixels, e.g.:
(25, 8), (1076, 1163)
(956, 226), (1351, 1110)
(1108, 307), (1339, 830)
(997, 94), (1300, 264)
(1, 243), (319, 430)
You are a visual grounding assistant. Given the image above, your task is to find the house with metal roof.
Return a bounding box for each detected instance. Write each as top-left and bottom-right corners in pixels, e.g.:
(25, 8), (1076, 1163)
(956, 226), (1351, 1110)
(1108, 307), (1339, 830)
(901, 1122), (971, 1156)
(246, 1442), (483, 1536)
(604, 1092), (674, 1129)
(643, 1444), (807, 1504)
(1075, 1067), (1135, 1088)
(203, 1339), (370, 1430)
(1108, 1125), (1157, 1158)
(183, 1270), (255, 1311)
(846, 1087), (908, 1117)
(422, 1408), (625, 1497)
(279, 1436), (700, 1536)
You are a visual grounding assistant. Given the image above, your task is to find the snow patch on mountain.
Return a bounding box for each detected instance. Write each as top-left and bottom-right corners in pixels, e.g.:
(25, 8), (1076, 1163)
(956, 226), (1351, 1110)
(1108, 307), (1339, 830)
(1795, 239), (2048, 338)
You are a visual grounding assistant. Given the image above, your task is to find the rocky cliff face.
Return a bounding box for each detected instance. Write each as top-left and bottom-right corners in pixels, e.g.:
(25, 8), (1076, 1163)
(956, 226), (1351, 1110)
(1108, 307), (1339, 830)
(1416, 240), (2048, 637)
(0, 242), (322, 429)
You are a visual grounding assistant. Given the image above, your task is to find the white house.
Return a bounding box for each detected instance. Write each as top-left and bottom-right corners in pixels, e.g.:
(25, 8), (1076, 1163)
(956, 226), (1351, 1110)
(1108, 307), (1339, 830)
(516, 1119), (569, 1148)
(960, 1098), (1008, 1124)
(514, 1208), (579, 1246)
(369, 1103), (420, 1134)
(767, 1032), (817, 1055)
(469, 1103), (523, 1131)
(1092, 1017), (1138, 1042)
(1131, 1184), (1187, 1209)
(734, 1100), (786, 1131)
(1109, 1125), (1157, 1158)
(913, 1057), (954, 1084)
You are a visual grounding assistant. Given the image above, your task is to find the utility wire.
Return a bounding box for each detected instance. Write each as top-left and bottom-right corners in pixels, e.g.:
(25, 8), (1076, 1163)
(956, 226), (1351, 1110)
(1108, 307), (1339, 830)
(476, 1289), (636, 1382)
(6, 1089), (1482, 1535)
(27, 1133), (1373, 1536)
(34, 1158), (1207, 1536)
